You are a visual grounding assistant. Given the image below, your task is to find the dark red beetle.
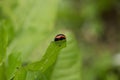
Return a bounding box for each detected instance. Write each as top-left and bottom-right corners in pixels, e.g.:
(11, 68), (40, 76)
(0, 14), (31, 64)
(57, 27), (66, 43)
(54, 34), (66, 41)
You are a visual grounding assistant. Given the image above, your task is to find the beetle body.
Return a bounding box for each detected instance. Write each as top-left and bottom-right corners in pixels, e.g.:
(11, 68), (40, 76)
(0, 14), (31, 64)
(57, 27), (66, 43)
(54, 34), (66, 41)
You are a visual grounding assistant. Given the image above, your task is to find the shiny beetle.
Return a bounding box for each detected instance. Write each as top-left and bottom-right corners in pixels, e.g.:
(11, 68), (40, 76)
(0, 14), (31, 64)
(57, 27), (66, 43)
(54, 34), (66, 41)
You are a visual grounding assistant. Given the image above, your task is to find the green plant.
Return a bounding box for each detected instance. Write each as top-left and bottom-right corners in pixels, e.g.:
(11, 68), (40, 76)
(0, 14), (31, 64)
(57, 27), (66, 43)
(0, 0), (81, 80)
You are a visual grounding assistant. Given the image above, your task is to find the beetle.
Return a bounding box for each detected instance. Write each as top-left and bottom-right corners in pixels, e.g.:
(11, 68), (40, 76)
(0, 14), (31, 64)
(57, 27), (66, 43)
(54, 34), (66, 41)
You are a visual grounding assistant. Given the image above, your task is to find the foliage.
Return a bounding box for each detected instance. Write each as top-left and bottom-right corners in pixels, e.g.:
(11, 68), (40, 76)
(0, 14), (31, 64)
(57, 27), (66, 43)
(0, 0), (120, 80)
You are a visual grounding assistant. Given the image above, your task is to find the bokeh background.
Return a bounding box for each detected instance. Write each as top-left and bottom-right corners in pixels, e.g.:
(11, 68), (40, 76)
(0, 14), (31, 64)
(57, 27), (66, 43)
(0, 0), (120, 80)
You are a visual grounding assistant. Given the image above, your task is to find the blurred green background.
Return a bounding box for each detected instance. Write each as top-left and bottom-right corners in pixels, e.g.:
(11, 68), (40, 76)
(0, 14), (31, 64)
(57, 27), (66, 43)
(0, 0), (120, 80)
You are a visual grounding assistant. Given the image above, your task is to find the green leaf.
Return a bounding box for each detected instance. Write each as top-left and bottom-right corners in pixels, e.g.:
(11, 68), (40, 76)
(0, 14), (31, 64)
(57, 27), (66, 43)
(2, 0), (59, 32)
(26, 70), (47, 80)
(13, 40), (66, 80)
(14, 67), (27, 80)
(51, 31), (81, 80)
(6, 52), (22, 80)
(0, 21), (7, 80)
(0, 63), (6, 80)
(27, 40), (66, 72)
(5, 19), (15, 45)
(6, 0), (59, 62)
(0, 21), (7, 63)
